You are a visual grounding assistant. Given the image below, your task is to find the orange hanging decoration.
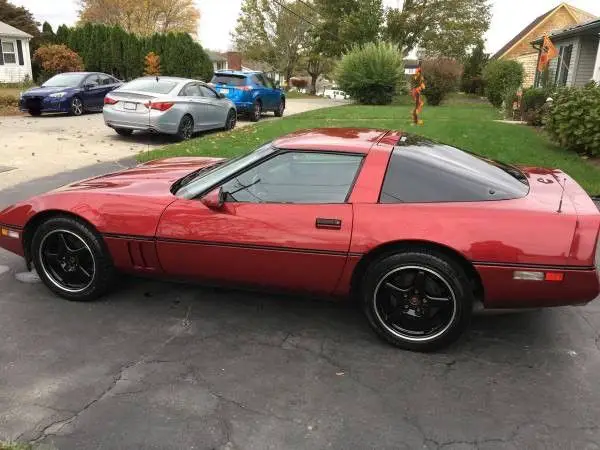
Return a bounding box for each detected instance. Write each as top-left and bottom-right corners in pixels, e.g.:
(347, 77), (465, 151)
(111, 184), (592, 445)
(411, 66), (425, 125)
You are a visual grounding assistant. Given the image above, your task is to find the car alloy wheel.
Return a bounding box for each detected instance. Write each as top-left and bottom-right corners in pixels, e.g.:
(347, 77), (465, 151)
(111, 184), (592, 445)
(178, 115), (194, 141)
(275, 100), (285, 117)
(372, 265), (458, 343)
(39, 229), (96, 294)
(251, 101), (262, 122)
(226, 110), (236, 130)
(70, 97), (83, 116)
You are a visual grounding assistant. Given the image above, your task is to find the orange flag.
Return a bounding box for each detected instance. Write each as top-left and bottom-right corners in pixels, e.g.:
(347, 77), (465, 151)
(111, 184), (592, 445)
(538, 35), (558, 72)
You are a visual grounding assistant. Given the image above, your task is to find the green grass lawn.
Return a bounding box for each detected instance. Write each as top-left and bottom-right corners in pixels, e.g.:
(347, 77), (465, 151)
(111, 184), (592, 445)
(138, 100), (600, 194)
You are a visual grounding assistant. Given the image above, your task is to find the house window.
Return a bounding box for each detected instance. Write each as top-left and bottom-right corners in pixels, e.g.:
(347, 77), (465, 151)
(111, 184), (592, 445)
(555, 44), (573, 86)
(2, 41), (17, 64)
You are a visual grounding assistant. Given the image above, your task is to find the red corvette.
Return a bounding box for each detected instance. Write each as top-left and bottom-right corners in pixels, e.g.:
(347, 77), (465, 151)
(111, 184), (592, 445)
(1, 128), (599, 351)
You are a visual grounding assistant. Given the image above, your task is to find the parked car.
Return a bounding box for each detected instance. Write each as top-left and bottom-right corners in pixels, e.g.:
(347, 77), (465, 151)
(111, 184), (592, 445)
(19, 72), (122, 117)
(1, 128), (599, 352)
(320, 88), (349, 100)
(103, 76), (236, 140)
(210, 70), (285, 122)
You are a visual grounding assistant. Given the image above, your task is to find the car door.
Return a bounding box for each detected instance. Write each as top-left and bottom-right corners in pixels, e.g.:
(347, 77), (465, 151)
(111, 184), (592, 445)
(262, 75), (280, 109)
(178, 82), (206, 130)
(81, 74), (104, 110)
(251, 74), (271, 109)
(199, 85), (228, 129)
(98, 74), (118, 97)
(155, 151), (364, 295)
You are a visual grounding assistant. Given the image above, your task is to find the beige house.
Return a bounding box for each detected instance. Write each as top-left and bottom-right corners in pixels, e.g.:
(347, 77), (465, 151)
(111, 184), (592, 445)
(493, 3), (596, 87)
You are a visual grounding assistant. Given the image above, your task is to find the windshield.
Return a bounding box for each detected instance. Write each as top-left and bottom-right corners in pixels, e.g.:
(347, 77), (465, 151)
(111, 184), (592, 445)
(42, 73), (87, 88)
(121, 78), (178, 94)
(211, 75), (247, 86)
(176, 143), (275, 199)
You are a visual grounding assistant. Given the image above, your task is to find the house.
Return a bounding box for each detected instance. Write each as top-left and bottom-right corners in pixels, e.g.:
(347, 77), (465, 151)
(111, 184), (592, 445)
(0, 20), (33, 83)
(492, 3), (596, 87)
(207, 51), (243, 73)
(531, 18), (600, 87)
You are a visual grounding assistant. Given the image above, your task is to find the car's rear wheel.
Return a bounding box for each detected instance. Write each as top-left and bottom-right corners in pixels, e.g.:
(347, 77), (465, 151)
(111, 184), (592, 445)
(28, 109), (42, 117)
(361, 249), (473, 352)
(175, 114), (194, 141)
(274, 98), (285, 117)
(115, 128), (133, 137)
(69, 97), (84, 116)
(225, 109), (237, 130)
(250, 100), (262, 122)
(31, 216), (116, 302)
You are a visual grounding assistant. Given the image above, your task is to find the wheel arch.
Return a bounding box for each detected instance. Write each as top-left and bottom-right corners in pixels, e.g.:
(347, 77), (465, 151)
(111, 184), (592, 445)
(22, 209), (103, 270)
(350, 239), (484, 303)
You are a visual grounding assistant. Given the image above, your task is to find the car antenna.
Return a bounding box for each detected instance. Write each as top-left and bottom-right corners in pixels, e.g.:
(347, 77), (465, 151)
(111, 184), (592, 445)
(557, 177), (567, 213)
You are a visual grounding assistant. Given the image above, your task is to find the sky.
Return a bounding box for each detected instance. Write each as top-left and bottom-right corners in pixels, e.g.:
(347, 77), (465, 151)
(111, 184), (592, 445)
(9, 0), (600, 54)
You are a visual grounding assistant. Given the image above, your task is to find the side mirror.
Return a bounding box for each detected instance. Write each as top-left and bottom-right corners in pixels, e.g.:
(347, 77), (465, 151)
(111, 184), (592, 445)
(201, 186), (225, 210)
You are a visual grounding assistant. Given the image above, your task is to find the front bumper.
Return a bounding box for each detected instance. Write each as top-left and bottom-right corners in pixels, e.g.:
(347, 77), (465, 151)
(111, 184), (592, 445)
(19, 96), (70, 113)
(103, 107), (181, 134)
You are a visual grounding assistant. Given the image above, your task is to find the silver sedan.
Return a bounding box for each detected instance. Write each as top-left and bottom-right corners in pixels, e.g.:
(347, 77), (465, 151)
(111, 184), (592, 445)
(103, 76), (237, 140)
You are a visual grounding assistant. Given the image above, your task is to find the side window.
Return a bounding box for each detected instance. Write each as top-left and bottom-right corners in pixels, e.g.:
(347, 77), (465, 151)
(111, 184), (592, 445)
(199, 85), (217, 98)
(98, 74), (112, 85)
(263, 76), (274, 89)
(180, 83), (202, 96)
(251, 75), (264, 87)
(221, 152), (363, 204)
(85, 75), (101, 87)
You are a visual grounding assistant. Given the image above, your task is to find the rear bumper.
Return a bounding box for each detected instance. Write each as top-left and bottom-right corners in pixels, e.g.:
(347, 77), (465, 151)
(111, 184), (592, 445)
(0, 224), (24, 257)
(103, 108), (179, 134)
(477, 264), (600, 308)
(233, 101), (255, 113)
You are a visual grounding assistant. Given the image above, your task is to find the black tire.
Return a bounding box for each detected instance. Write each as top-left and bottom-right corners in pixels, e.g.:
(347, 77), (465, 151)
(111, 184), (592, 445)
(274, 98), (285, 117)
(31, 216), (116, 302)
(115, 128), (133, 137)
(224, 109), (237, 130)
(69, 96), (84, 116)
(28, 109), (42, 117)
(361, 249), (473, 352)
(175, 114), (194, 141)
(250, 100), (262, 122)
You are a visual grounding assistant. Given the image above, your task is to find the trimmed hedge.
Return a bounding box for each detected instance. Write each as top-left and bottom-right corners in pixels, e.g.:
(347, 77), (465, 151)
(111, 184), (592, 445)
(482, 60), (524, 108)
(421, 58), (463, 106)
(546, 82), (600, 157)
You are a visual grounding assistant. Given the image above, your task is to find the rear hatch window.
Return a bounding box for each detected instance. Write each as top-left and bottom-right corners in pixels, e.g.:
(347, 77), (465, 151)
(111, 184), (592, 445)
(211, 75), (247, 87)
(120, 79), (178, 94)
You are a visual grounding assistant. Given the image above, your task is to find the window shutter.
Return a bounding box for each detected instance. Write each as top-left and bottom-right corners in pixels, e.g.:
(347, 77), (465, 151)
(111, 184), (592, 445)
(0, 39), (4, 65)
(16, 40), (24, 66)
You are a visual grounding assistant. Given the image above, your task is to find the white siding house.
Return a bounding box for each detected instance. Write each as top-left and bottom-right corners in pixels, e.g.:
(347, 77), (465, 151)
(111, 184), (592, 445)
(0, 21), (33, 83)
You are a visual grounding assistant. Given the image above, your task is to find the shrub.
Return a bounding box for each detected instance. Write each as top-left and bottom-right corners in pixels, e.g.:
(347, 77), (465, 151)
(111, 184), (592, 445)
(482, 59), (524, 108)
(335, 42), (405, 105)
(521, 87), (551, 126)
(421, 58), (463, 106)
(545, 82), (600, 157)
(144, 51), (161, 76)
(461, 75), (485, 96)
(33, 44), (84, 77)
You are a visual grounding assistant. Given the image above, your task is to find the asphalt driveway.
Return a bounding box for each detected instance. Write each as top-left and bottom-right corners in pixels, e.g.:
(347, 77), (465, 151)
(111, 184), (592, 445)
(1, 165), (600, 449)
(0, 98), (345, 191)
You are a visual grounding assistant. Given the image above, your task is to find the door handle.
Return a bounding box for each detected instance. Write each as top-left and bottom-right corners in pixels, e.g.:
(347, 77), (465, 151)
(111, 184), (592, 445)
(316, 218), (342, 230)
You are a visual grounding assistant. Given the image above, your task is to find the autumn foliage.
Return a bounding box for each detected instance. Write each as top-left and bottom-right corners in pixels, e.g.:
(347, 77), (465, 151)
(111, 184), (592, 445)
(144, 52), (161, 76)
(33, 44), (84, 76)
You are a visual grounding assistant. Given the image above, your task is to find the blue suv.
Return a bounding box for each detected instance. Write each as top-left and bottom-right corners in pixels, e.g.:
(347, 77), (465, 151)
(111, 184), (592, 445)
(210, 70), (285, 122)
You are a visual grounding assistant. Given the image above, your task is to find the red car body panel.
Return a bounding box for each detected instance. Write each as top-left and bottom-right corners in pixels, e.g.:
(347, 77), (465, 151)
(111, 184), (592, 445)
(1, 128), (598, 308)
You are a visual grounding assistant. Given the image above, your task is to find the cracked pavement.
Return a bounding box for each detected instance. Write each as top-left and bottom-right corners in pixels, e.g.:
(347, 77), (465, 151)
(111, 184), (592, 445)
(1, 161), (600, 450)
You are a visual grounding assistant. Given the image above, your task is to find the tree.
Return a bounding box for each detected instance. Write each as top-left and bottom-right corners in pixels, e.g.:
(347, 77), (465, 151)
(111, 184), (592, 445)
(233, 0), (312, 86)
(384, 0), (491, 59)
(0, 0), (39, 37)
(482, 59), (524, 108)
(144, 51), (161, 75)
(312, 0), (383, 57)
(78, 0), (200, 36)
(461, 40), (488, 94)
(303, 51), (335, 94)
(421, 57), (463, 105)
(34, 44), (84, 77)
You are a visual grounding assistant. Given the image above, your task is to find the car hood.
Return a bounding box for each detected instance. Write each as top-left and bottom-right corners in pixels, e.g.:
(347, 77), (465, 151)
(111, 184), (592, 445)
(53, 157), (225, 197)
(22, 86), (78, 97)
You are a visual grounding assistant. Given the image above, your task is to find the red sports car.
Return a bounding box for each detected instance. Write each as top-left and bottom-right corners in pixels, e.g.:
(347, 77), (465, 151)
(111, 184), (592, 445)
(1, 128), (599, 351)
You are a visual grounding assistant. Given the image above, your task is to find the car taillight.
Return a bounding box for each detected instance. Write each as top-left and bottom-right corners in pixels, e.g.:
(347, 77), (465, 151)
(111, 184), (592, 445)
(238, 86), (253, 91)
(595, 233), (600, 273)
(104, 97), (118, 105)
(146, 101), (174, 112)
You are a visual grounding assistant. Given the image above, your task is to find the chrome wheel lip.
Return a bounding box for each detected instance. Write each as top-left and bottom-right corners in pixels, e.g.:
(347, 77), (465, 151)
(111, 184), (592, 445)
(72, 98), (83, 115)
(38, 229), (96, 294)
(372, 265), (457, 343)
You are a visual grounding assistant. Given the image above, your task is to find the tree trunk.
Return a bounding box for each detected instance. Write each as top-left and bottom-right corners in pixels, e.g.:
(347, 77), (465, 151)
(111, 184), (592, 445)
(310, 73), (318, 95)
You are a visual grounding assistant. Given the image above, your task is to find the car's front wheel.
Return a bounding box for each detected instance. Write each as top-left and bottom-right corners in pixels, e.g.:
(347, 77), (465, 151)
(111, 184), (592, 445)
(28, 109), (42, 117)
(115, 128), (133, 137)
(69, 97), (84, 116)
(361, 249), (473, 352)
(224, 109), (237, 130)
(31, 216), (116, 301)
(274, 98), (285, 117)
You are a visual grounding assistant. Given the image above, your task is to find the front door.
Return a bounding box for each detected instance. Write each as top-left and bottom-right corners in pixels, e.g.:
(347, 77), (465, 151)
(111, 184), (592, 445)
(82, 74), (105, 109)
(198, 85), (228, 129)
(156, 150), (365, 295)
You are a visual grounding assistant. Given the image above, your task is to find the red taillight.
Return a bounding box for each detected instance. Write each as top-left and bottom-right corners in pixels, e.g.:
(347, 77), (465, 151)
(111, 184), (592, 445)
(146, 101), (174, 112)
(238, 86), (253, 91)
(545, 272), (564, 282)
(104, 96), (118, 105)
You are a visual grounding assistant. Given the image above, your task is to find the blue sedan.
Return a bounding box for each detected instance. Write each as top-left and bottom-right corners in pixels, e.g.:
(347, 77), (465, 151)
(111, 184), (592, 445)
(20, 72), (122, 117)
